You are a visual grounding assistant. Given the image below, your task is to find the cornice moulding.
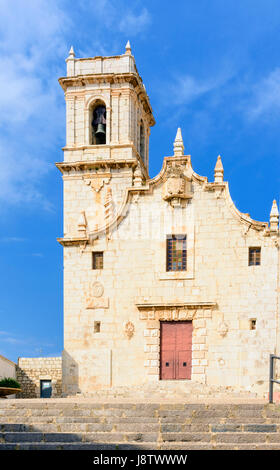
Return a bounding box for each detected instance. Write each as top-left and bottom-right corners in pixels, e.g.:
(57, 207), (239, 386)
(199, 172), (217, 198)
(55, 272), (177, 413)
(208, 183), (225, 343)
(56, 159), (139, 173)
(135, 301), (217, 309)
(57, 237), (88, 246)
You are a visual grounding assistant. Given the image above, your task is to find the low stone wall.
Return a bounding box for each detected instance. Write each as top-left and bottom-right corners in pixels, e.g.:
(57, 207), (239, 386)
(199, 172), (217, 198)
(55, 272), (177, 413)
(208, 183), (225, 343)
(16, 357), (62, 398)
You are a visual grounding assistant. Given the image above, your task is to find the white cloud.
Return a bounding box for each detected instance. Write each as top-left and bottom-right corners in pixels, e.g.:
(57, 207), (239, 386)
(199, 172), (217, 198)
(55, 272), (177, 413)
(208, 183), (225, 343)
(173, 75), (217, 105)
(0, 237), (27, 243)
(246, 68), (280, 120)
(0, 0), (68, 209)
(170, 66), (236, 107)
(157, 66), (236, 133)
(119, 8), (151, 36)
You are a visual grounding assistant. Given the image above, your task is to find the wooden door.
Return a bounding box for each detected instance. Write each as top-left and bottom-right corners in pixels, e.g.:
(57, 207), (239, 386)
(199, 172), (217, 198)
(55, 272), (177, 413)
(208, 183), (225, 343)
(160, 322), (193, 380)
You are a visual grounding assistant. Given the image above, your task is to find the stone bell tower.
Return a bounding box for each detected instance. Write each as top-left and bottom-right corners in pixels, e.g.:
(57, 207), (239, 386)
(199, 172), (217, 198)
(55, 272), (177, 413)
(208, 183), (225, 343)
(56, 43), (155, 395)
(58, 41), (154, 170)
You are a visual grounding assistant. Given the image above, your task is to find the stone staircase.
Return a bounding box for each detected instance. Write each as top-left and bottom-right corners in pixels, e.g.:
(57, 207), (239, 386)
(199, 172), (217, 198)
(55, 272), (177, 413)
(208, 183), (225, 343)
(1, 399), (280, 450)
(78, 380), (265, 402)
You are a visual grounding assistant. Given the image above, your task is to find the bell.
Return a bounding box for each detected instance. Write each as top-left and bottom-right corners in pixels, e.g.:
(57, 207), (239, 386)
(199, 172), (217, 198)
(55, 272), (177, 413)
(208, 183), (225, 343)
(95, 123), (106, 136)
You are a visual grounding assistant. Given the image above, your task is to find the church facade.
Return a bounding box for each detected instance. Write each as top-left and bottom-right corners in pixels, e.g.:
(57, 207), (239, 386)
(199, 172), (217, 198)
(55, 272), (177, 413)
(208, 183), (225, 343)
(56, 43), (280, 397)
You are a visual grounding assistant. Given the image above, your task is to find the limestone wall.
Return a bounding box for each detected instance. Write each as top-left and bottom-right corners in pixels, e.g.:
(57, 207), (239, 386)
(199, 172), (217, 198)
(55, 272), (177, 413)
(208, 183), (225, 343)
(17, 357), (62, 398)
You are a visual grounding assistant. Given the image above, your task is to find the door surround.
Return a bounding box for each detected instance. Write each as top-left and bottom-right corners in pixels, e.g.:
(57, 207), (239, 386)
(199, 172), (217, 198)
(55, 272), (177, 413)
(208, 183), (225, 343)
(136, 301), (216, 384)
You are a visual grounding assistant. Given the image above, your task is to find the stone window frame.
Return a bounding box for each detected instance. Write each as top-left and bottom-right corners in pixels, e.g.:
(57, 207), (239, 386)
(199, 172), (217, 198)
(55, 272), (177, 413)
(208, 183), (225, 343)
(85, 95), (111, 146)
(248, 247), (261, 266)
(137, 303), (216, 384)
(166, 234), (187, 272)
(158, 227), (195, 280)
(92, 251), (104, 270)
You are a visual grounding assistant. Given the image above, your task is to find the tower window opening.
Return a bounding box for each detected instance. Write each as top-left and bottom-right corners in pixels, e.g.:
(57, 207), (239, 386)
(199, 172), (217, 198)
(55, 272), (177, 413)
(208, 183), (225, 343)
(140, 121), (145, 161)
(92, 105), (106, 145)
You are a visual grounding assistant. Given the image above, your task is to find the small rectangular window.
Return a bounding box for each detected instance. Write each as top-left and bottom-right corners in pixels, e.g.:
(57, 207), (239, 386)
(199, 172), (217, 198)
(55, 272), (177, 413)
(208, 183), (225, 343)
(249, 247), (261, 266)
(92, 252), (103, 269)
(250, 319), (256, 330)
(94, 321), (101, 333)
(166, 235), (187, 272)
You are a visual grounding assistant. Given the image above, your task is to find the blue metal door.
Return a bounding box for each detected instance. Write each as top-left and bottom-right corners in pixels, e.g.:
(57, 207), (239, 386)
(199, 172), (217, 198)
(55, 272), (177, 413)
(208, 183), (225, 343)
(40, 380), (52, 398)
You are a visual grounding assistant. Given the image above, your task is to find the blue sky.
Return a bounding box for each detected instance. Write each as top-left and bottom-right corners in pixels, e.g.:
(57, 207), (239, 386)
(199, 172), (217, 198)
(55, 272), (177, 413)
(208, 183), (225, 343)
(0, 0), (279, 362)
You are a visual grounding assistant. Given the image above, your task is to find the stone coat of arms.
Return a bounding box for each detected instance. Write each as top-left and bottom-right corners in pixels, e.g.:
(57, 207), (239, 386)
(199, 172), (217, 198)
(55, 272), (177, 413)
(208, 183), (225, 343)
(163, 163), (192, 206)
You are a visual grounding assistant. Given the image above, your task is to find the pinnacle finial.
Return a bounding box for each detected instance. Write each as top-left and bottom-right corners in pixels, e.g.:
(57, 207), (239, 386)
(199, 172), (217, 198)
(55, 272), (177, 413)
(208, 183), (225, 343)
(214, 155), (224, 182)
(125, 40), (132, 55)
(270, 199), (279, 232)
(270, 199), (279, 217)
(68, 45), (75, 58)
(173, 128), (184, 156)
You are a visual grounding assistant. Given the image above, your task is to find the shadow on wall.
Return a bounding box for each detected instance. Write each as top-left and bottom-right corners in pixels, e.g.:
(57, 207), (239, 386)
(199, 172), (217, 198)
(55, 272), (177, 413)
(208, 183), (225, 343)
(16, 367), (37, 399)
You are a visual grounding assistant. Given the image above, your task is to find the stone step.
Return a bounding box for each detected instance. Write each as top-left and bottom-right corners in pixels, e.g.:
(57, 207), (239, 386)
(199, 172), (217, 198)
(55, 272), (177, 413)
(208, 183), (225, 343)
(1, 422), (279, 433)
(0, 443), (157, 450)
(0, 442), (280, 451)
(2, 430), (280, 444)
(2, 416), (279, 426)
(0, 442), (280, 450)
(1, 401), (280, 450)
(0, 403), (274, 412)
(1, 405), (280, 421)
(0, 412), (280, 425)
(161, 442), (280, 450)
(0, 440), (280, 451)
(0, 402), (266, 409)
(0, 423), (160, 432)
(1, 431), (159, 443)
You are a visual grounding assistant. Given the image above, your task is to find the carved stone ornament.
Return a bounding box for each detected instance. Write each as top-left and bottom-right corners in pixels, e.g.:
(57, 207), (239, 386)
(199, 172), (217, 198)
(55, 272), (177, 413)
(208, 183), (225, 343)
(133, 164), (144, 187)
(218, 321), (228, 337)
(85, 281), (108, 309)
(92, 281), (104, 298)
(124, 321), (135, 339)
(166, 164), (185, 194)
(84, 175), (111, 193)
(140, 309), (196, 322)
(163, 163), (192, 206)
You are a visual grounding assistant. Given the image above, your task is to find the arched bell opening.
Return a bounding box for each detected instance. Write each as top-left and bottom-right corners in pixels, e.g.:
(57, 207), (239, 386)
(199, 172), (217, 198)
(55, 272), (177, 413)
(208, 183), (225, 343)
(91, 102), (106, 145)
